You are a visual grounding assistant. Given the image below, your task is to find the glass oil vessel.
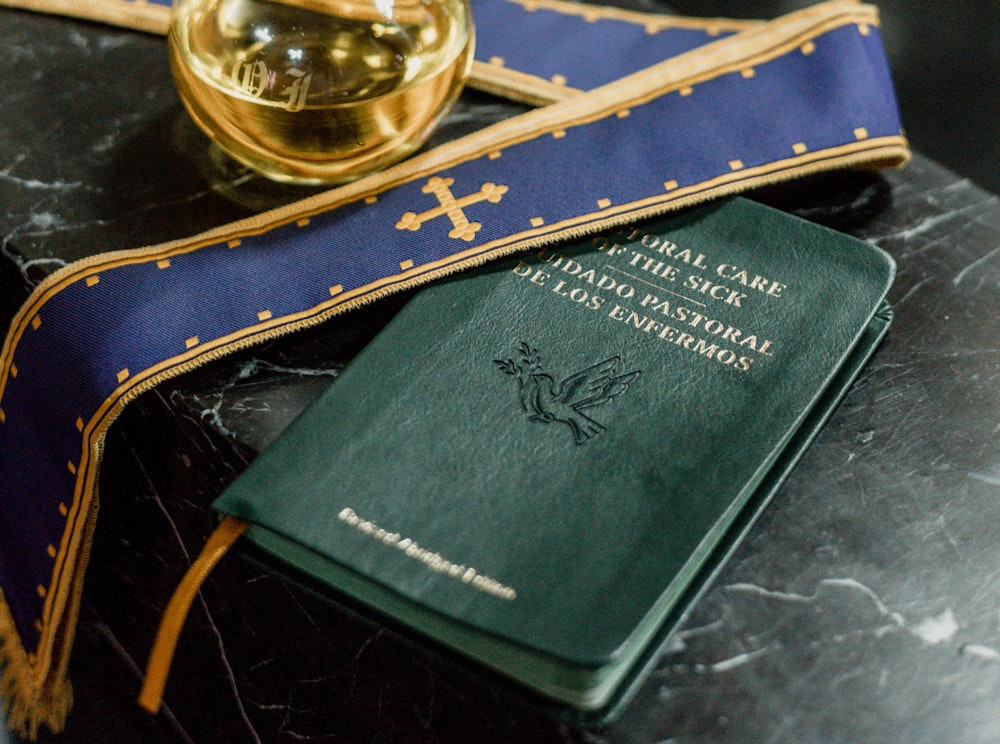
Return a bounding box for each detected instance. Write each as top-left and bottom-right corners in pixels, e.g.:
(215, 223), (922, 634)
(169, 0), (474, 184)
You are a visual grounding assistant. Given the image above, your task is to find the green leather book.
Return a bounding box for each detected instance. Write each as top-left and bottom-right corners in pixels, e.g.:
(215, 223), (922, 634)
(211, 197), (895, 716)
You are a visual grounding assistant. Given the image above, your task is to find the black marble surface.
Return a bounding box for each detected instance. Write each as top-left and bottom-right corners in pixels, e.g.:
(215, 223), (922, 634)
(4, 6), (1000, 744)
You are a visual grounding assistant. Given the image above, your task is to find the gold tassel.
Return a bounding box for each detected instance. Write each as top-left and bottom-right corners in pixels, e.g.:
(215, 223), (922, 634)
(138, 517), (247, 714)
(0, 592), (72, 740)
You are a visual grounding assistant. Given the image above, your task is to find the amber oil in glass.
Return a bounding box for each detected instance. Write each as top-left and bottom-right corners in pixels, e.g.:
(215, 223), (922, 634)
(169, 0), (474, 184)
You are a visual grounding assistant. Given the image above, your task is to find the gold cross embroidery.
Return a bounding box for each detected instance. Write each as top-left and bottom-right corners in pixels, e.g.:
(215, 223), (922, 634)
(396, 177), (508, 241)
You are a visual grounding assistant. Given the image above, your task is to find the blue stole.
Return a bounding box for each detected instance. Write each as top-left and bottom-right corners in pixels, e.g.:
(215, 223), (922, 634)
(0, 0), (907, 736)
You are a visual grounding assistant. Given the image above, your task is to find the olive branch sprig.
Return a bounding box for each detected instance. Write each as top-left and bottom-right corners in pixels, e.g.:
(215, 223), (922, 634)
(494, 342), (541, 377)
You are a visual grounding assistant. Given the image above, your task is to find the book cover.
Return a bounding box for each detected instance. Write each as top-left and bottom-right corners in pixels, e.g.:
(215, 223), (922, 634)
(211, 197), (895, 714)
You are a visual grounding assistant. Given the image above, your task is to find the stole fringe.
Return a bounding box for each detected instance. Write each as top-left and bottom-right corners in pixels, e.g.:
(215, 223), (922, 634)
(0, 592), (72, 740)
